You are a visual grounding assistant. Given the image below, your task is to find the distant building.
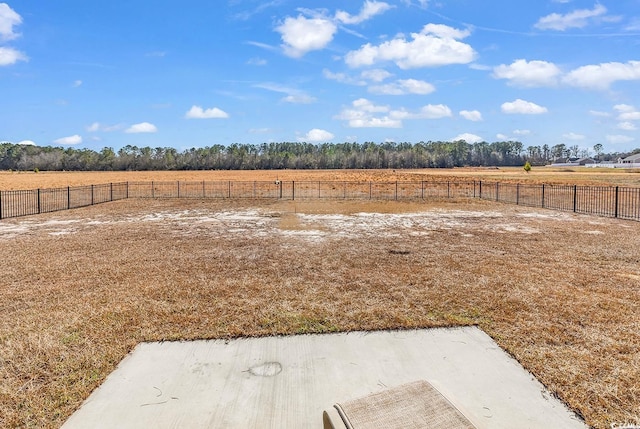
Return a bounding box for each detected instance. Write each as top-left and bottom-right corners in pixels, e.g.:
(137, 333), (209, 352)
(621, 153), (640, 164)
(550, 157), (594, 166)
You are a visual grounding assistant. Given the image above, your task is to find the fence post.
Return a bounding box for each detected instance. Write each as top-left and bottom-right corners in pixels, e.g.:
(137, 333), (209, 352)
(614, 186), (619, 218)
(318, 181), (321, 198)
(202, 180), (205, 198)
(279, 181), (283, 199)
(110, 183), (113, 201)
(421, 181), (424, 199)
(473, 181), (476, 198)
(541, 184), (545, 208)
(292, 181), (295, 201)
(516, 184), (520, 205)
(126, 182), (129, 199)
(91, 184), (94, 205)
(38, 188), (41, 213)
(447, 181), (450, 199)
(177, 181), (180, 198)
(496, 182), (499, 202)
(573, 185), (578, 212)
(0, 190), (3, 219)
(67, 186), (71, 209)
(343, 182), (346, 199)
(228, 181), (231, 198)
(152, 181), (155, 198)
(370, 181), (372, 199)
(479, 181), (482, 199)
(395, 181), (398, 200)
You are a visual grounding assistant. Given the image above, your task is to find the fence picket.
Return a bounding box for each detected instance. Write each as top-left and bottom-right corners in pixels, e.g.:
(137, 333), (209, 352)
(0, 180), (638, 222)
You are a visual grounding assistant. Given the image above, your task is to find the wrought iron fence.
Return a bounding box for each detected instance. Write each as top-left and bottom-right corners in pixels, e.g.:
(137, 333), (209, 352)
(0, 180), (638, 222)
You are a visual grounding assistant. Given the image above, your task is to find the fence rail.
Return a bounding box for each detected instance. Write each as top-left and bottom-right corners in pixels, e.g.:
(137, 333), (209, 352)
(0, 180), (638, 222)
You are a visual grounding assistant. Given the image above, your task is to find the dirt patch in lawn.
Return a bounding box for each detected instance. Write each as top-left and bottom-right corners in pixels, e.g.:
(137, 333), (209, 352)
(0, 197), (639, 428)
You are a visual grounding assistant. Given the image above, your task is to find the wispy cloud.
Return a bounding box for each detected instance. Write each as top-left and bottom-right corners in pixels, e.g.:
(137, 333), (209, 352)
(335, 1), (394, 25)
(254, 82), (317, 104)
(534, 4), (614, 31)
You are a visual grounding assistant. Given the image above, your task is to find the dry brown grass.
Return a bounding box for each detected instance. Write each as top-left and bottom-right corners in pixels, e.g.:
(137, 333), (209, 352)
(1, 166), (640, 191)
(1, 170), (639, 428)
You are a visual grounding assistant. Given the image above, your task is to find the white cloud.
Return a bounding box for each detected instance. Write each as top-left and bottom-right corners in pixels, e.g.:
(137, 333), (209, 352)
(589, 110), (611, 117)
(513, 129), (531, 136)
(352, 98), (389, 113)
(369, 78), (435, 95)
(87, 122), (100, 132)
(86, 122), (124, 132)
(349, 117), (402, 128)
(72, 80), (83, 88)
(620, 112), (640, 121)
(276, 15), (337, 57)
(563, 132), (585, 140)
(496, 133), (509, 140)
(534, 4), (608, 31)
(416, 104), (452, 119)
(617, 122), (637, 131)
(344, 23), (476, 69)
(336, 98), (452, 128)
(125, 122), (157, 133)
(323, 69), (366, 85)
(493, 59), (561, 87)
(614, 104), (640, 121)
(0, 3), (21, 41)
(614, 104), (635, 113)
(459, 110), (483, 121)
(54, 134), (82, 145)
(501, 99), (548, 115)
(606, 135), (634, 144)
(185, 105), (229, 119)
(282, 94), (316, 104)
(452, 133), (483, 143)
(361, 68), (393, 82)
(17, 139), (36, 146)
(299, 128), (335, 142)
(0, 46), (27, 66)
(335, 98), (398, 128)
(335, 1), (393, 25)
(563, 61), (640, 90)
(390, 104), (452, 120)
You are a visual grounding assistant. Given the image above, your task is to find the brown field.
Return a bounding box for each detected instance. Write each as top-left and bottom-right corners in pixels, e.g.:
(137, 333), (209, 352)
(1, 166), (640, 191)
(1, 169), (640, 428)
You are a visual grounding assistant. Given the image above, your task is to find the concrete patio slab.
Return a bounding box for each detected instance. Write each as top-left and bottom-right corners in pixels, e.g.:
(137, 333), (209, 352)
(62, 327), (587, 429)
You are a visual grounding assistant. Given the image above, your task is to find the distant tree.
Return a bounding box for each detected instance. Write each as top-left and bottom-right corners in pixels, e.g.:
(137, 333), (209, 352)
(593, 143), (603, 160)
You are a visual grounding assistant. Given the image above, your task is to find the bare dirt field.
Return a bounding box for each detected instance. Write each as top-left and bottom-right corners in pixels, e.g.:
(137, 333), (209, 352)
(0, 170), (639, 428)
(1, 166), (640, 190)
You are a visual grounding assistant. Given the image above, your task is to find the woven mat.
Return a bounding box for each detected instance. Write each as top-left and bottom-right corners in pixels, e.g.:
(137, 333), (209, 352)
(334, 380), (477, 429)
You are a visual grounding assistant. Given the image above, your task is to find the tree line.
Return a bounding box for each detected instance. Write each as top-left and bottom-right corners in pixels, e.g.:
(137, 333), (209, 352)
(0, 140), (636, 171)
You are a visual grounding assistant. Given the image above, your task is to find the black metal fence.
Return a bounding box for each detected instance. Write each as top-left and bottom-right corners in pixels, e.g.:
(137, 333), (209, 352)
(0, 183), (128, 219)
(0, 180), (638, 222)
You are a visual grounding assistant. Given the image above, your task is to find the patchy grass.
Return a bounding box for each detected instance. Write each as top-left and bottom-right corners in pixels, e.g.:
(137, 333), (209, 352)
(0, 196), (639, 428)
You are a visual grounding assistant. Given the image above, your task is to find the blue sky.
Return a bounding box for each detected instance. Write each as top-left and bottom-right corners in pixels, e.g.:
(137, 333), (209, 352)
(1, 0), (640, 153)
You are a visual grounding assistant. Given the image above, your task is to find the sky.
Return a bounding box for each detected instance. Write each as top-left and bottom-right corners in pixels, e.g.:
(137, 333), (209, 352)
(1, 0), (640, 154)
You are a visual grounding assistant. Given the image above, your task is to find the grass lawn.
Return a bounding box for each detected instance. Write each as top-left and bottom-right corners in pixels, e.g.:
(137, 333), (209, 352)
(0, 169), (639, 428)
